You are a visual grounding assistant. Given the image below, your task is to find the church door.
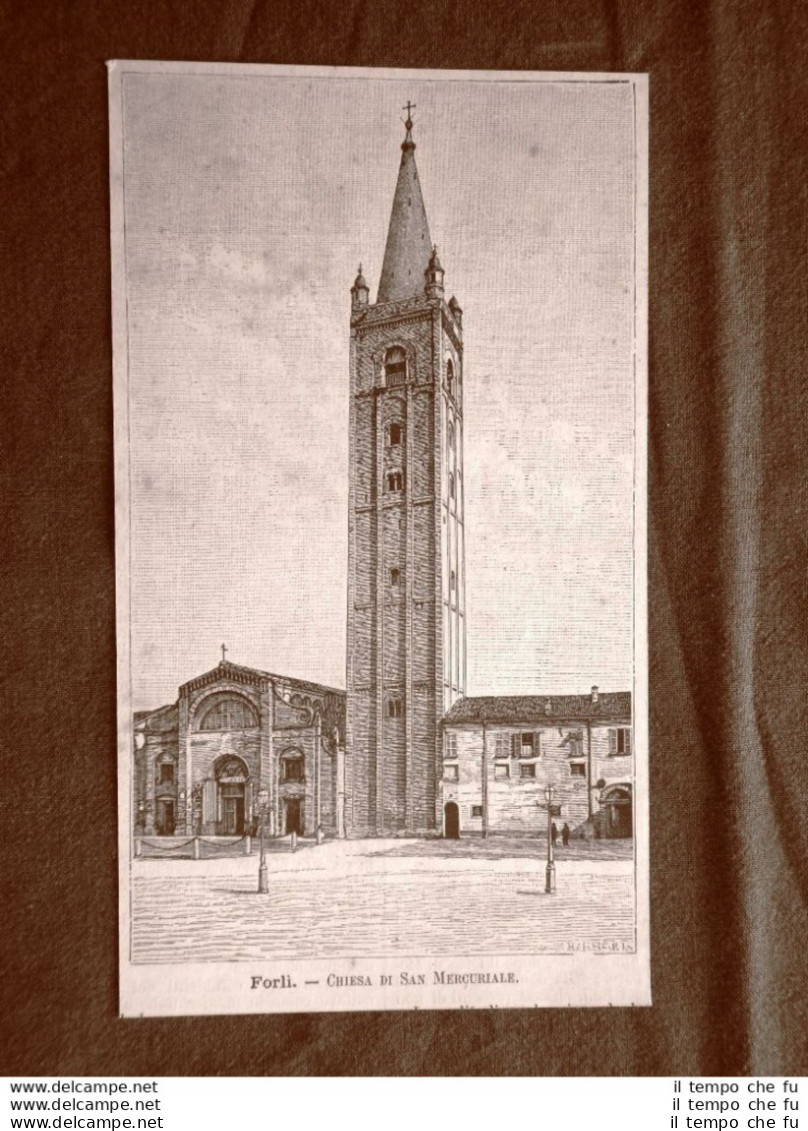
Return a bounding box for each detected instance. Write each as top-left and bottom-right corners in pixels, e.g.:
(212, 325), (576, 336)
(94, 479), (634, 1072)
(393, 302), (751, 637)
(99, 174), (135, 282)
(285, 798), (303, 836)
(156, 799), (174, 836)
(221, 789), (245, 835)
(444, 802), (460, 839)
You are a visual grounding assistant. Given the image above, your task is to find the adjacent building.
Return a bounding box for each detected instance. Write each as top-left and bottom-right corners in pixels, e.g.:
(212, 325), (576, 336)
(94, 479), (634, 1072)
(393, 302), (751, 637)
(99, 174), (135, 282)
(440, 688), (633, 839)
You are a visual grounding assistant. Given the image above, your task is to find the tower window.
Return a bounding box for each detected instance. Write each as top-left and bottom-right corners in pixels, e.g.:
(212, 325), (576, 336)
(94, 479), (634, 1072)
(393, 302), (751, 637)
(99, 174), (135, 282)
(386, 471), (404, 493)
(449, 473), (455, 500)
(446, 359), (455, 397)
(450, 570), (456, 591)
(388, 696), (404, 719)
(388, 422), (403, 446)
(385, 347), (407, 387)
(390, 567), (400, 587)
(447, 421), (454, 449)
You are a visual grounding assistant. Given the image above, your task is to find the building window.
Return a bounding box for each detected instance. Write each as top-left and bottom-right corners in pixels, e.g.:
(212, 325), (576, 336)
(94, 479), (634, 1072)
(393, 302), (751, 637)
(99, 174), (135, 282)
(444, 764), (459, 781)
(449, 472), (455, 500)
(518, 732), (535, 757)
(198, 696), (258, 731)
(520, 763), (537, 779)
(388, 696), (403, 719)
(610, 727), (632, 757)
(446, 359), (455, 397)
(390, 567), (400, 587)
(388, 422), (403, 446)
(570, 762), (587, 778)
(447, 421), (455, 450)
(386, 471), (404, 493)
(494, 733), (509, 759)
(450, 570), (456, 591)
(471, 804), (484, 818)
(385, 346), (407, 387)
(494, 763), (509, 780)
(445, 733), (458, 759)
(282, 757), (304, 784)
(158, 762), (175, 785)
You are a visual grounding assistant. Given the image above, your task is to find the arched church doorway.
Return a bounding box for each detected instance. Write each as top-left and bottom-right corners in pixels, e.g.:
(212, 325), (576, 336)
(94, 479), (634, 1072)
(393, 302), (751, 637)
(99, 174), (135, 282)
(212, 756), (250, 836)
(602, 786), (633, 839)
(444, 801), (460, 839)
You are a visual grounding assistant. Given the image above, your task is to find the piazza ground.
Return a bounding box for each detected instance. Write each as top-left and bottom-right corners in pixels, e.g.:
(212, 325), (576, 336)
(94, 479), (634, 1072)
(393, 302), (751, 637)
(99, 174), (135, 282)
(131, 837), (635, 964)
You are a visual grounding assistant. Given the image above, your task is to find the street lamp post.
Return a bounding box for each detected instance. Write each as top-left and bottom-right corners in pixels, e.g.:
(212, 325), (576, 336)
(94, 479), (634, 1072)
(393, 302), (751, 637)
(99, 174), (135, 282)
(545, 784), (556, 894)
(257, 788), (269, 894)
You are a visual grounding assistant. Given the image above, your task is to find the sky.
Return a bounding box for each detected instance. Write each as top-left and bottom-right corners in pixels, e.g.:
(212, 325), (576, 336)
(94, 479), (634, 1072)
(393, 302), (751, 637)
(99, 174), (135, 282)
(119, 68), (640, 711)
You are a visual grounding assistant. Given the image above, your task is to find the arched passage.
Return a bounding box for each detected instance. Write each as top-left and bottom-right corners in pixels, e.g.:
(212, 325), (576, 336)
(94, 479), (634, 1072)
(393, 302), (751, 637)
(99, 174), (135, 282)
(601, 785), (633, 839)
(444, 801), (460, 840)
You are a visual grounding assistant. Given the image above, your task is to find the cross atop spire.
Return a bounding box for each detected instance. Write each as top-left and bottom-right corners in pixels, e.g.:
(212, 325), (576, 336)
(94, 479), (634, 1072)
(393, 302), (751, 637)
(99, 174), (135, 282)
(377, 107), (433, 303)
(401, 101), (417, 151)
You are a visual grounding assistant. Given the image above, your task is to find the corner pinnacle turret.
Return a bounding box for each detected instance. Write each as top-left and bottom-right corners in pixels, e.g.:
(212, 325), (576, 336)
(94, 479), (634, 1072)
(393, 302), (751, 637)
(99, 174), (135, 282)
(376, 105), (434, 304)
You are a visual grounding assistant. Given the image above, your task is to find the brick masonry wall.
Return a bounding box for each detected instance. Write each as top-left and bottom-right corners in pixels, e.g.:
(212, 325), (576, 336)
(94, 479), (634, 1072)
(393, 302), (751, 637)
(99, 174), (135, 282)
(347, 297), (450, 834)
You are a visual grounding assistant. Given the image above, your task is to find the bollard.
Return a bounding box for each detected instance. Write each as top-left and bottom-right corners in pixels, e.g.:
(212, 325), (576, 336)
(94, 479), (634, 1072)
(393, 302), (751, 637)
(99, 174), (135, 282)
(291, 830), (297, 853)
(193, 837), (201, 860)
(244, 835), (251, 856)
(316, 825), (324, 846)
(134, 838), (142, 858)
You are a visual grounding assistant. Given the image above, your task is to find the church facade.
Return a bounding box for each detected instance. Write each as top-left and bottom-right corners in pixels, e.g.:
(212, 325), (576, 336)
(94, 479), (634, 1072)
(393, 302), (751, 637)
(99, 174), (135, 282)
(133, 660), (345, 839)
(131, 114), (633, 843)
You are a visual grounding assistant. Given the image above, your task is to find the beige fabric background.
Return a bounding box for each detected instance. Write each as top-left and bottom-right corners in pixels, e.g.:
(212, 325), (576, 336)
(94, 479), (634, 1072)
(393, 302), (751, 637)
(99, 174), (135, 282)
(2, 0), (807, 1076)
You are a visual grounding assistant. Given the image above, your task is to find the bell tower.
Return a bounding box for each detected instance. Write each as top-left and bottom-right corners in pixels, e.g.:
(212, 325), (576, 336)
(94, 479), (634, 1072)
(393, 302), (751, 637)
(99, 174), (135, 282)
(346, 109), (466, 836)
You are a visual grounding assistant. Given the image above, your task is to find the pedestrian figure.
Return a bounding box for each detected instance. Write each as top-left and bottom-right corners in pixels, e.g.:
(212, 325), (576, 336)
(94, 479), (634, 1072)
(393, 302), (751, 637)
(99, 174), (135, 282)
(562, 822), (570, 847)
(551, 821), (558, 847)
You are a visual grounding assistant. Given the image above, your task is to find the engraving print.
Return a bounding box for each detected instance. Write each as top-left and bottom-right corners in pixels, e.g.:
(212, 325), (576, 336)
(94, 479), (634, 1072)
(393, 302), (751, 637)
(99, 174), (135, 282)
(110, 62), (649, 1015)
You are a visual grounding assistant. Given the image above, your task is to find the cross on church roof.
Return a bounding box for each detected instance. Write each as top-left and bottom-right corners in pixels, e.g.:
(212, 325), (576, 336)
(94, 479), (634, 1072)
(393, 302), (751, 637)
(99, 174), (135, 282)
(220, 643), (228, 664)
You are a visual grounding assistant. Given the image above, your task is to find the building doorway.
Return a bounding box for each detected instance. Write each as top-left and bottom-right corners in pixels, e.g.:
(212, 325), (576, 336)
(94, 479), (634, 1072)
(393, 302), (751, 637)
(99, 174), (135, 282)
(155, 798), (174, 836)
(221, 790), (245, 835)
(285, 798), (304, 836)
(444, 801), (460, 839)
(602, 786), (633, 839)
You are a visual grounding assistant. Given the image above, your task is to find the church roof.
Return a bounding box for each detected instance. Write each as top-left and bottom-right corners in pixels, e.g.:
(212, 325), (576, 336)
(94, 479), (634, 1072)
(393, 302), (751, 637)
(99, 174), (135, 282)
(179, 660), (345, 698)
(134, 703), (179, 732)
(376, 119), (433, 304)
(443, 692), (632, 726)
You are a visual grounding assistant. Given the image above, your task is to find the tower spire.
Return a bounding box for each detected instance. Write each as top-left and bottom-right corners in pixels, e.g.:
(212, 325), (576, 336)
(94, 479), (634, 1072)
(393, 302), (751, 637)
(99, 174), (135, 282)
(376, 106), (433, 304)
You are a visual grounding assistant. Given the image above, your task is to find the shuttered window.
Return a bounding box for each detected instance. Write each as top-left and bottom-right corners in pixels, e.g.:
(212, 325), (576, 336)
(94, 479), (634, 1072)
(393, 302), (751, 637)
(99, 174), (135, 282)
(609, 727), (632, 756)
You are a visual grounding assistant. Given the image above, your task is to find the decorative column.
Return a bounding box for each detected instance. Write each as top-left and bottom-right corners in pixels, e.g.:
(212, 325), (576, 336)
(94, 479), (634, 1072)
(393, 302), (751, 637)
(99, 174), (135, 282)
(144, 747), (156, 835)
